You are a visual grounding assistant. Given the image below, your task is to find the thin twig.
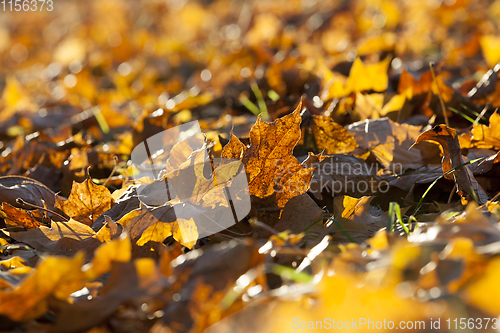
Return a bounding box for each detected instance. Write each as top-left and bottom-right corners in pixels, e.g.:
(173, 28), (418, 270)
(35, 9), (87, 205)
(448, 183), (457, 204)
(16, 198), (69, 222)
(251, 220), (280, 236)
(489, 191), (500, 203)
(429, 62), (449, 127)
(103, 155), (118, 186)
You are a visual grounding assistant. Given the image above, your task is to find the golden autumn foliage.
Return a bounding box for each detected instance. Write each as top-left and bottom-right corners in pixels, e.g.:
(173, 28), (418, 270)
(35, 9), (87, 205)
(2, 0), (500, 332)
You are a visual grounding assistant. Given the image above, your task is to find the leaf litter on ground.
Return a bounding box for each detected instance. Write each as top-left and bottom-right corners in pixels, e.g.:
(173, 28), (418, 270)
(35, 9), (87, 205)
(3, 0), (500, 332)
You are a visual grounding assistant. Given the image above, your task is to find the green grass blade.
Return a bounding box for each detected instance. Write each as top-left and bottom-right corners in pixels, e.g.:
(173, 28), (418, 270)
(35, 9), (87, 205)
(448, 107), (475, 124)
(269, 263), (313, 283)
(413, 157), (484, 216)
(394, 202), (409, 234)
(239, 94), (261, 116)
(388, 202), (395, 232)
(250, 81), (269, 120)
(329, 218), (357, 243)
(267, 89), (280, 102)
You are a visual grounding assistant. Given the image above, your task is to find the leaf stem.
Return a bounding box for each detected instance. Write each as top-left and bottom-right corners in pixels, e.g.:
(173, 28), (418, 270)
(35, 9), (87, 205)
(429, 62), (449, 127)
(15, 198), (69, 222)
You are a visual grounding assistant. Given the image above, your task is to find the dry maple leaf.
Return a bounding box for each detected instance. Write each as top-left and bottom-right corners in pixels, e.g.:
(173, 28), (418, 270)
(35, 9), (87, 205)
(354, 92), (409, 120)
(33, 257), (161, 333)
(460, 112), (500, 150)
(0, 253), (86, 321)
(55, 177), (114, 227)
(398, 68), (454, 102)
(306, 115), (358, 154)
(222, 99), (320, 208)
(332, 195), (392, 243)
(0, 176), (56, 211)
(117, 204), (198, 249)
(308, 155), (382, 200)
(0, 203), (43, 229)
(4, 219), (102, 257)
(413, 124), (489, 204)
(133, 143), (250, 246)
(328, 57), (391, 98)
(347, 118), (423, 169)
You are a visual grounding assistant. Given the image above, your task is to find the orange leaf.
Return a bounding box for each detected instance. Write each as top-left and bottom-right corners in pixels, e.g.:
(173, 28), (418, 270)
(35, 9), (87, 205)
(413, 125), (488, 204)
(55, 177), (114, 227)
(240, 99), (318, 208)
(0, 203), (42, 229)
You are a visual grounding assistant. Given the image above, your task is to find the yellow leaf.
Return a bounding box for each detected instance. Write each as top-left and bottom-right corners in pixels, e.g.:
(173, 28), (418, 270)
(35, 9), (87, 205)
(225, 99), (317, 208)
(56, 177), (114, 227)
(463, 256), (500, 315)
(329, 58), (390, 98)
(54, 38), (86, 66)
(135, 219), (173, 246)
(172, 217), (198, 249)
(118, 205), (199, 249)
(6, 219), (101, 257)
(84, 235), (131, 280)
(0, 257), (26, 270)
(480, 35), (500, 68)
(467, 112), (500, 149)
(357, 33), (396, 55)
(95, 216), (122, 242)
(1, 203), (42, 229)
(0, 76), (33, 121)
(0, 253), (85, 321)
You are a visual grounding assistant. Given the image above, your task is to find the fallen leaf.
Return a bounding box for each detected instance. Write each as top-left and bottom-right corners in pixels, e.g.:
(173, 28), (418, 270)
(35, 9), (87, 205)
(0, 253), (86, 321)
(333, 195), (391, 243)
(461, 112), (500, 150)
(94, 216), (123, 243)
(56, 177), (114, 227)
(83, 235), (131, 280)
(480, 35), (500, 68)
(4, 220), (102, 257)
(308, 154), (382, 200)
(307, 115), (358, 154)
(0, 176), (56, 211)
(413, 124), (489, 204)
(328, 58), (391, 98)
(32, 260), (162, 333)
(161, 240), (262, 332)
(223, 99), (318, 208)
(273, 194), (323, 234)
(0, 203), (43, 229)
(347, 118), (423, 169)
(117, 204), (198, 249)
(355, 92), (408, 120)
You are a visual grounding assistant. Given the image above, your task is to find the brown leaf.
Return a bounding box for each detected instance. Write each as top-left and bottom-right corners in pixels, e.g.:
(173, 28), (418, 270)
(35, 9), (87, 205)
(160, 240), (262, 332)
(0, 176), (56, 211)
(347, 118), (424, 169)
(308, 155), (382, 200)
(4, 220), (102, 257)
(273, 194), (323, 235)
(94, 216), (123, 243)
(225, 99), (317, 208)
(333, 195), (391, 243)
(413, 124), (489, 204)
(0, 203), (42, 229)
(55, 177), (114, 227)
(308, 115), (357, 154)
(221, 133), (246, 161)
